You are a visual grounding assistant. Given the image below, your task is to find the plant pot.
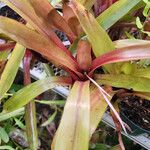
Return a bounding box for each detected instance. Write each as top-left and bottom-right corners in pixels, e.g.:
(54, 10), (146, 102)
(120, 112), (150, 136)
(119, 95), (150, 136)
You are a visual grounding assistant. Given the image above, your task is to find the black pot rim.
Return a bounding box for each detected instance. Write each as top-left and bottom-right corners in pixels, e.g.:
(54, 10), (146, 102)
(121, 112), (150, 135)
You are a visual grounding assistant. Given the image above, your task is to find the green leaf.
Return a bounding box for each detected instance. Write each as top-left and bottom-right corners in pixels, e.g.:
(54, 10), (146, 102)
(69, 38), (79, 54)
(133, 68), (150, 79)
(52, 81), (90, 150)
(0, 33), (12, 41)
(97, 0), (142, 30)
(120, 62), (135, 75)
(0, 44), (25, 100)
(125, 31), (136, 39)
(70, 0), (115, 57)
(95, 74), (150, 92)
(41, 110), (57, 127)
(0, 146), (14, 150)
(14, 118), (26, 130)
(110, 145), (121, 150)
(136, 17), (143, 29)
(43, 63), (55, 76)
(3, 77), (72, 112)
(143, 0), (150, 17)
(142, 30), (150, 36)
(0, 108), (24, 122)
(35, 100), (65, 106)
(10, 84), (23, 92)
(90, 143), (109, 150)
(0, 51), (10, 61)
(0, 127), (9, 143)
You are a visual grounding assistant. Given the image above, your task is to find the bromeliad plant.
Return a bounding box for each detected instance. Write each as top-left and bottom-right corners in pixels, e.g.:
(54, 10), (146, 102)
(0, 0), (150, 149)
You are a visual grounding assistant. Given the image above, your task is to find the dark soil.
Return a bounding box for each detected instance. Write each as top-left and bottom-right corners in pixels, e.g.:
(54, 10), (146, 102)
(120, 95), (150, 131)
(0, 6), (22, 21)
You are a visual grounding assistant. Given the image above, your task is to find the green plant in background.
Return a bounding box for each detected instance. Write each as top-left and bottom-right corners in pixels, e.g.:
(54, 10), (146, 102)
(0, 0), (149, 150)
(0, 113), (27, 150)
(0, 84), (26, 150)
(136, 0), (150, 36)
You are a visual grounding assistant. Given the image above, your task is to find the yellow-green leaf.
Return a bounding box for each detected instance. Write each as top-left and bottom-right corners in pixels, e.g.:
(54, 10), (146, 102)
(0, 51), (10, 61)
(95, 74), (150, 92)
(0, 108), (24, 122)
(3, 77), (72, 112)
(0, 145), (14, 150)
(110, 145), (121, 150)
(14, 118), (26, 130)
(70, 0), (115, 57)
(133, 68), (150, 79)
(35, 100), (65, 106)
(97, 0), (142, 30)
(0, 44), (25, 100)
(41, 110), (57, 127)
(0, 127), (9, 143)
(52, 81), (90, 150)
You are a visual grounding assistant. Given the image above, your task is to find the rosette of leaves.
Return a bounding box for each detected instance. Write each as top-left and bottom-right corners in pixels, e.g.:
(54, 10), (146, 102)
(0, 0), (149, 150)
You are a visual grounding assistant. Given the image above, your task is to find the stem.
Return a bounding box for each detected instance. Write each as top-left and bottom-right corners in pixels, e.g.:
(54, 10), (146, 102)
(23, 50), (38, 150)
(85, 73), (127, 134)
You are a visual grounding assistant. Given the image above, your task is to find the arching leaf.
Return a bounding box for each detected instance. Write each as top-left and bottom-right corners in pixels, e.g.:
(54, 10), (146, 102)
(0, 17), (82, 77)
(1, 0), (67, 50)
(0, 44), (25, 100)
(97, 0), (142, 30)
(90, 43), (150, 75)
(3, 77), (72, 112)
(52, 81), (90, 150)
(70, 0), (115, 57)
(95, 74), (150, 92)
(30, 0), (76, 40)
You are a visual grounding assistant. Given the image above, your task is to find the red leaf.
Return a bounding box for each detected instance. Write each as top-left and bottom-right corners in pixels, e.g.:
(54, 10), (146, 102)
(0, 17), (83, 78)
(23, 50), (32, 85)
(30, 0), (76, 41)
(89, 43), (150, 76)
(63, 4), (83, 37)
(77, 40), (92, 71)
(2, 0), (69, 53)
(0, 42), (15, 51)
